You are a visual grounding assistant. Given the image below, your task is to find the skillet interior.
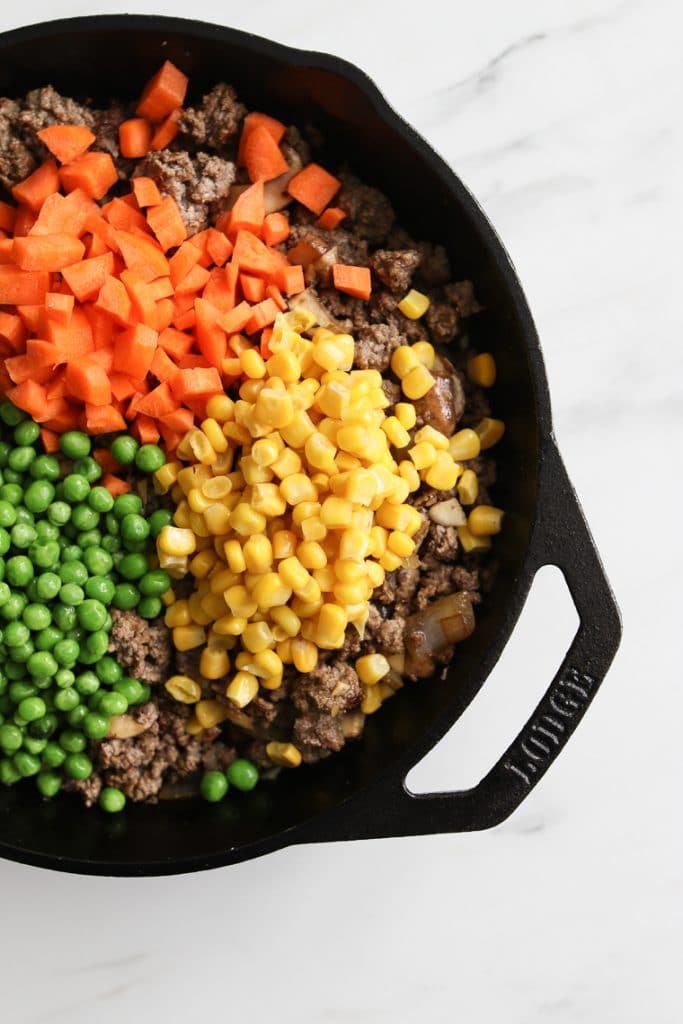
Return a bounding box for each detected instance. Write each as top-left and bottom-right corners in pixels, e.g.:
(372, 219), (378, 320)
(0, 16), (546, 873)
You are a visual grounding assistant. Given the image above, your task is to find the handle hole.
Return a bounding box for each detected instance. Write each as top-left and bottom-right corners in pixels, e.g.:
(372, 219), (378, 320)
(406, 564), (579, 794)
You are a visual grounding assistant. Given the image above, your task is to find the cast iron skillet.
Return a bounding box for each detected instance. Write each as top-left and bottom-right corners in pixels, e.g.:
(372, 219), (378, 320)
(0, 15), (621, 876)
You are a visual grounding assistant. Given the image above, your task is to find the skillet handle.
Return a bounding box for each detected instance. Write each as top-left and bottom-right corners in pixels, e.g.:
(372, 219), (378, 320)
(304, 439), (622, 842)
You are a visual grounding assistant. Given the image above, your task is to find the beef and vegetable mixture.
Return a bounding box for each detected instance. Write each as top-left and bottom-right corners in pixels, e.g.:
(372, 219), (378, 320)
(0, 61), (504, 811)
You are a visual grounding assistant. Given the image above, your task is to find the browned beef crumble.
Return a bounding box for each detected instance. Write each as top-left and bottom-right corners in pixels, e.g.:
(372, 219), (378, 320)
(108, 609), (172, 685)
(135, 149), (236, 235)
(179, 83), (246, 151)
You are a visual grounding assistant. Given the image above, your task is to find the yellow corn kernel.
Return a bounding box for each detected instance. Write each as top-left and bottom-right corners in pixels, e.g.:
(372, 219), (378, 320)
(397, 289), (430, 319)
(200, 418), (228, 454)
(316, 603), (348, 649)
(409, 441), (437, 470)
(382, 416), (411, 449)
(248, 482), (286, 518)
(467, 352), (496, 388)
(252, 572), (292, 609)
(320, 496), (353, 529)
(414, 425), (449, 451)
(335, 451), (362, 472)
(388, 530), (415, 558)
(449, 428), (481, 462)
(240, 347), (267, 379)
(271, 529), (298, 560)
(195, 699), (227, 728)
(229, 503), (266, 537)
(276, 638), (293, 663)
(189, 548), (217, 579)
(394, 403), (416, 431)
(164, 675), (202, 703)
(366, 559), (385, 589)
(251, 436), (283, 467)
(223, 421), (250, 444)
(187, 428), (217, 465)
(160, 587), (175, 607)
(313, 332), (354, 372)
(203, 502), (231, 536)
(380, 550), (403, 572)
(315, 380), (349, 419)
(270, 606), (301, 638)
(170, 484), (183, 504)
(267, 348), (301, 382)
(222, 539), (246, 574)
(251, 650), (283, 680)
(290, 501), (321, 527)
(402, 364), (435, 400)
(201, 475), (233, 501)
(280, 410), (316, 448)
(300, 517), (327, 542)
(356, 653), (391, 686)
(313, 565), (336, 592)
(187, 486), (212, 514)
(412, 340), (435, 368)
(255, 388), (294, 429)
(390, 345), (420, 379)
(468, 505), (504, 536)
(158, 526), (197, 557)
(188, 591), (212, 626)
(154, 461), (181, 494)
(457, 469), (479, 506)
(297, 541), (328, 570)
(239, 379), (265, 406)
(270, 447), (302, 480)
(278, 556), (312, 593)
(164, 600), (191, 628)
(338, 529), (371, 560)
(457, 524), (492, 553)
(260, 674), (284, 691)
(242, 621), (274, 653)
(206, 394), (234, 422)
(424, 453), (461, 491)
(387, 475), (410, 505)
(369, 525), (388, 557)
(266, 742), (302, 768)
(185, 715), (203, 735)
(188, 511), (210, 538)
(475, 417), (505, 450)
(290, 638), (319, 673)
(212, 449), (235, 475)
(336, 426), (385, 463)
(344, 469), (378, 507)
(304, 431), (337, 474)
(333, 558), (366, 583)
(311, 472), (330, 490)
(333, 579), (369, 605)
(361, 685), (383, 715)
(213, 614), (248, 636)
(206, 627), (234, 650)
(240, 456), (273, 486)
(227, 470), (245, 492)
(159, 552), (189, 578)
(398, 460), (421, 493)
(172, 501), (191, 529)
(173, 624), (206, 652)
(224, 585), (258, 618)
(200, 592), (228, 621)
(199, 647), (230, 680)
(280, 473), (318, 506)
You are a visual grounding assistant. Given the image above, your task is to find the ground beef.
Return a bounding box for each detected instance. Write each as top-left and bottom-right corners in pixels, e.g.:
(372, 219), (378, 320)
(0, 99), (37, 189)
(424, 524), (459, 562)
(415, 565), (462, 608)
(413, 370), (464, 436)
(378, 616), (405, 651)
(108, 610), (172, 685)
(285, 224), (369, 286)
(394, 567), (421, 617)
(91, 102), (133, 179)
(452, 566), (481, 596)
(354, 322), (404, 371)
(369, 291), (426, 343)
(19, 85), (96, 134)
(415, 241), (452, 287)
(369, 248), (421, 293)
(294, 712), (346, 763)
(445, 280), (483, 318)
(336, 170), (395, 244)
(292, 661), (362, 717)
(426, 298), (459, 345)
(136, 149), (236, 234)
(64, 772), (102, 808)
(179, 83), (246, 151)
(382, 378), (401, 407)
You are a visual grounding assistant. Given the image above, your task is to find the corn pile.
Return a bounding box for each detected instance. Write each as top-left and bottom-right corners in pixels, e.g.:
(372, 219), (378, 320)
(153, 308), (504, 755)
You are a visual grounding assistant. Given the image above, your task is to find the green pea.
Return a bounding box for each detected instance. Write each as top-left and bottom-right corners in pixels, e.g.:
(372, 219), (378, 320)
(13, 419), (39, 446)
(64, 752), (92, 780)
(53, 604), (77, 632)
(35, 520), (59, 543)
(110, 435), (139, 465)
(83, 712), (110, 740)
(148, 508), (173, 537)
(0, 401), (26, 426)
(4, 620), (29, 647)
(13, 750), (40, 777)
(83, 546), (113, 576)
(0, 757), (21, 785)
(200, 771), (229, 803)
(23, 736), (47, 754)
(0, 583), (10, 606)
(54, 668), (75, 689)
(101, 534), (121, 554)
(95, 656), (122, 685)
(87, 486), (114, 513)
(83, 630), (109, 659)
(139, 569), (171, 599)
(72, 456), (101, 483)
(0, 530), (9, 559)
(59, 583), (84, 607)
(3, 468), (24, 485)
(1, 594), (27, 622)
(53, 688), (79, 713)
(137, 596), (162, 619)
(74, 671), (99, 696)
(226, 758), (260, 792)
(133, 682), (151, 706)
(66, 704), (88, 729)
(62, 474), (90, 503)
(99, 786), (126, 813)
(18, 696), (45, 721)
(99, 691), (128, 716)
(23, 603), (51, 631)
(120, 514), (150, 546)
(9, 681), (35, 703)
(35, 572), (61, 602)
(36, 771), (62, 798)
(76, 599), (107, 632)
(112, 582), (139, 610)
(10, 524), (37, 550)
(118, 553), (148, 581)
(35, 627), (63, 652)
(59, 560), (88, 586)
(0, 484), (23, 506)
(0, 442), (9, 466)
(10, 641), (34, 664)
(105, 511), (120, 535)
(47, 501), (72, 526)
(113, 493), (143, 520)
(84, 575), (115, 603)
(24, 479), (55, 514)
(5, 556), (32, 588)
(59, 431), (91, 460)
(0, 722), (23, 754)
(0, 501), (17, 528)
(71, 504), (99, 532)
(61, 545), (83, 563)
(77, 530), (103, 550)
(59, 729), (86, 754)
(136, 444), (165, 474)
(29, 541), (60, 569)
(4, 663), (24, 682)
(29, 712), (57, 739)
(30, 454), (61, 482)
(42, 742), (66, 768)
(28, 651), (58, 679)
(113, 677), (144, 705)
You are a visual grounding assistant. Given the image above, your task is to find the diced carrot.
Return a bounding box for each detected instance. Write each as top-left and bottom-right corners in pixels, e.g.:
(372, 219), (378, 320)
(137, 61), (188, 122)
(118, 269), (156, 325)
(84, 402), (126, 432)
(240, 273), (265, 303)
(275, 263), (306, 296)
(64, 357), (112, 406)
(30, 189), (98, 238)
(12, 161), (60, 211)
(169, 366), (222, 402)
(0, 312), (27, 352)
(116, 229), (170, 283)
(150, 298), (175, 332)
(232, 229), (277, 279)
(94, 275), (133, 327)
(145, 277), (173, 301)
(202, 264), (238, 313)
(158, 406), (194, 434)
(84, 232), (109, 259)
(237, 112), (286, 165)
(195, 298), (227, 368)
(0, 266), (50, 305)
(132, 176), (163, 208)
(175, 263), (210, 295)
(92, 448), (121, 474)
(128, 387), (151, 417)
(60, 152), (118, 201)
(332, 264), (372, 301)
(40, 428), (60, 453)
(188, 229), (211, 264)
(62, 252), (115, 302)
(150, 345), (178, 382)
(132, 414), (161, 444)
(13, 205), (37, 237)
(133, 381), (176, 418)
(45, 306), (94, 357)
(243, 124), (289, 183)
(287, 163), (341, 215)
(173, 308), (196, 331)
(112, 322), (158, 378)
(266, 283), (287, 312)
(89, 346), (115, 374)
(169, 241), (202, 287)
(0, 202), (16, 233)
(244, 298), (278, 335)
(149, 108), (183, 151)
(104, 196), (149, 234)
(146, 195), (187, 252)
(0, 239), (14, 264)
(83, 212), (120, 253)
(158, 327), (194, 360)
(42, 399), (80, 431)
(316, 207), (346, 230)
(45, 291), (74, 325)
(37, 125), (96, 164)
(205, 229), (233, 267)
(102, 473), (131, 496)
(17, 305), (45, 333)
(219, 301), (252, 336)
(110, 373), (141, 402)
(229, 182), (265, 238)
(13, 234), (85, 272)
(5, 351), (52, 385)
(119, 118), (152, 159)
(81, 305), (114, 350)
(262, 212), (290, 247)
(7, 380), (47, 418)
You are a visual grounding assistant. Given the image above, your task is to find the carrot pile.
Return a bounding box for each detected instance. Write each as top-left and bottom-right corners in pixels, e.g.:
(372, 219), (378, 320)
(0, 61), (372, 455)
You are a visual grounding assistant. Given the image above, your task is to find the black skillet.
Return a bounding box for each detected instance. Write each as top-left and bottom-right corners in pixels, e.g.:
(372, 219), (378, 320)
(0, 15), (621, 876)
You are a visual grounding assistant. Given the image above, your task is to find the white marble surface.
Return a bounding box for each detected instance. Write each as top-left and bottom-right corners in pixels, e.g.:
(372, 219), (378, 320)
(0, 1), (680, 1021)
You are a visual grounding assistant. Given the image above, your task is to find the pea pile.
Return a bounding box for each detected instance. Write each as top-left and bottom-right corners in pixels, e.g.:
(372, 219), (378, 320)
(0, 402), (169, 811)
